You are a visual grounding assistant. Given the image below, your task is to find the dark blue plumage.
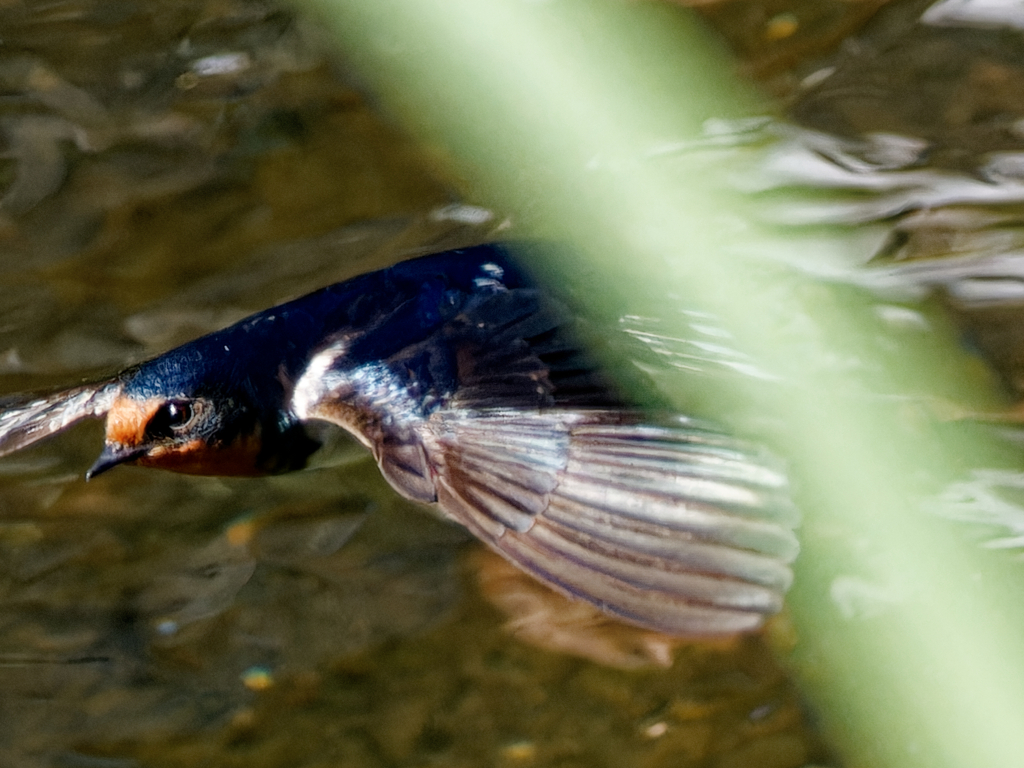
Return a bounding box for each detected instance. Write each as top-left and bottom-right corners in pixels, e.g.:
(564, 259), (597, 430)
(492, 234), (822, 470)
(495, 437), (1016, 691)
(0, 243), (799, 635)
(101, 244), (620, 476)
(123, 247), (521, 401)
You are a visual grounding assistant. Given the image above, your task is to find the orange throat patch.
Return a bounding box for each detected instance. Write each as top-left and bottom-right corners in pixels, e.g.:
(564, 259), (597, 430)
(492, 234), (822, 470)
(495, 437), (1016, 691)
(134, 434), (265, 476)
(104, 395), (265, 476)
(105, 395), (163, 448)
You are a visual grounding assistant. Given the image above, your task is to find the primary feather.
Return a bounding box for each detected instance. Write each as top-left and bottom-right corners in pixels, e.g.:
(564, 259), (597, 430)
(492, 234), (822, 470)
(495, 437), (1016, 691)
(0, 382), (118, 457)
(297, 374), (798, 635)
(290, 260), (800, 636)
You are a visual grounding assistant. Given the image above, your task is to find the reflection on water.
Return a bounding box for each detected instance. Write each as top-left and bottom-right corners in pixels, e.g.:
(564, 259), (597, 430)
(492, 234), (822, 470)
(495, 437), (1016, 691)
(0, 452), (467, 765)
(5, 0), (1024, 765)
(927, 466), (1024, 549)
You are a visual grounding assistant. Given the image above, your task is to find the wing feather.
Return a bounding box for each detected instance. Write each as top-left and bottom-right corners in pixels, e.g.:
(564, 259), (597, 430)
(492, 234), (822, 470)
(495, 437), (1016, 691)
(422, 409), (798, 635)
(294, 349), (799, 635)
(289, 255), (799, 636)
(489, 520), (767, 635)
(0, 382), (118, 458)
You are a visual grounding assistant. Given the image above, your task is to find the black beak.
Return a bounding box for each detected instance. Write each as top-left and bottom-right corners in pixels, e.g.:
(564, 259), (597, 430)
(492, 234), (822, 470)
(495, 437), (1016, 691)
(86, 444), (145, 480)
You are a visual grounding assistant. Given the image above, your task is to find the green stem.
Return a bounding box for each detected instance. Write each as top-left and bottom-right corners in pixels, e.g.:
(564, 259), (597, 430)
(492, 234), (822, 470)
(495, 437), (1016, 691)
(293, 1), (1024, 765)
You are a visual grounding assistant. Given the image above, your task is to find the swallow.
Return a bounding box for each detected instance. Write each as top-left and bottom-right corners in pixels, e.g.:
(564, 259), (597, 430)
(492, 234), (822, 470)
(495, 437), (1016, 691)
(0, 243), (798, 635)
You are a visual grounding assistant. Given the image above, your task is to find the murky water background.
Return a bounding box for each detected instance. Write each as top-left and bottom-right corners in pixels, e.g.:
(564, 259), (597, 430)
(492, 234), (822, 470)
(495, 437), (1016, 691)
(2, 0), (1024, 765)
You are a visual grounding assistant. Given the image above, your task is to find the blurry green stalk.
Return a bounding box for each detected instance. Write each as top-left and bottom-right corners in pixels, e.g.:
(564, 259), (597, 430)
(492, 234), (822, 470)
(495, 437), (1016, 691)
(294, 1), (1024, 766)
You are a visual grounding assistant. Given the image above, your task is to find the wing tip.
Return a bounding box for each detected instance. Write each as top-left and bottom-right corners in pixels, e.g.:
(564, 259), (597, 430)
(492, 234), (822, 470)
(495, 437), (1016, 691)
(0, 382), (116, 459)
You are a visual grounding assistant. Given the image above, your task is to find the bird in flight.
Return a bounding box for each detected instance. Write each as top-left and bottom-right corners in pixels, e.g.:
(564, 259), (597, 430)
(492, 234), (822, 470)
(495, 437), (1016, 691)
(0, 243), (798, 635)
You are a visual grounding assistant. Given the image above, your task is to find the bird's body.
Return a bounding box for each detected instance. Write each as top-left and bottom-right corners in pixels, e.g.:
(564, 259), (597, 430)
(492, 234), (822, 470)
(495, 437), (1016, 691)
(96, 248), (559, 478)
(0, 244), (798, 635)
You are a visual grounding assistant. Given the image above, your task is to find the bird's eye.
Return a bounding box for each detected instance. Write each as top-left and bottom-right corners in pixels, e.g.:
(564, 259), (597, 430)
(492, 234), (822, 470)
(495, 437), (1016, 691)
(146, 400), (197, 439)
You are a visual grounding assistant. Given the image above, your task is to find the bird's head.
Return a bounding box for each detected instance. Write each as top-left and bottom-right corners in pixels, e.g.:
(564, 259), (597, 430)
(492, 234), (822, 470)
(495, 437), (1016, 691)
(87, 340), (319, 479)
(87, 391), (261, 478)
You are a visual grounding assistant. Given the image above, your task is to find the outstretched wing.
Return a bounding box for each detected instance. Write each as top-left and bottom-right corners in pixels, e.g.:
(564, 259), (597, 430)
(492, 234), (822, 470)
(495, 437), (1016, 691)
(0, 381), (119, 458)
(290, 280), (626, 499)
(422, 409), (797, 635)
(292, 278), (798, 635)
